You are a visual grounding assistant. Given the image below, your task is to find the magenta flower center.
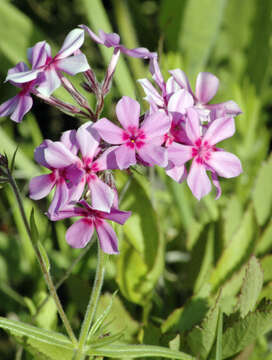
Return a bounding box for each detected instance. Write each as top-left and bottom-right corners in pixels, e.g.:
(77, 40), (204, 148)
(122, 126), (146, 149)
(192, 138), (214, 164)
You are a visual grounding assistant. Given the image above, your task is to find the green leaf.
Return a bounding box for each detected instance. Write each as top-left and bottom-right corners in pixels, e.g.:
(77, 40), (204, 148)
(116, 172), (164, 305)
(179, 0), (227, 75)
(187, 295), (221, 359)
(220, 300), (272, 359)
(0, 317), (75, 360)
(87, 344), (195, 359)
(30, 208), (39, 244)
(260, 255), (272, 284)
(256, 219), (272, 256)
(81, 0), (136, 98)
(209, 205), (256, 291)
(222, 195), (243, 246)
(237, 256), (263, 318)
(215, 309), (223, 360)
(252, 155), (272, 226)
(35, 292), (58, 331)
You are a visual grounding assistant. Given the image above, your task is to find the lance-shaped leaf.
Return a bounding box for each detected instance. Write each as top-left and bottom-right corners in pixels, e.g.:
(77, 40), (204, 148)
(0, 317), (75, 360)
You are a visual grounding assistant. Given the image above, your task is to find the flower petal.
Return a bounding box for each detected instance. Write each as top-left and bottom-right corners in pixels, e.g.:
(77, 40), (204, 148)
(29, 174), (55, 200)
(206, 100), (242, 117)
(138, 78), (164, 107)
(66, 219), (94, 248)
(88, 176), (114, 213)
(203, 117), (235, 145)
(165, 161), (186, 183)
(36, 68), (61, 96)
(98, 29), (120, 47)
(169, 69), (193, 94)
(27, 41), (50, 69)
(96, 220), (119, 254)
(116, 96), (140, 130)
(57, 53), (89, 75)
(211, 171), (222, 200)
(93, 118), (125, 144)
(101, 208), (131, 225)
(61, 130), (78, 155)
(140, 111), (171, 140)
(48, 179), (69, 216)
(80, 25), (105, 45)
(57, 28), (85, 59)
(11, 94), (33, 123)
(0, 96), (18, 118)
(195, 72), (219, 104)
(44, 141), (78, 168)
(187, 160), (212, 200)
(137, 143), (167, 167)
(119, 45), (156, 59)
(5, 69), (40, 84)
(167, 142), (193, 166)
(185, 108), (201, 144)
(206, 151), (242, 178)
(168, 89), (194, 114)
(76, 121), (100, 159)
(115, 144), (136, 169)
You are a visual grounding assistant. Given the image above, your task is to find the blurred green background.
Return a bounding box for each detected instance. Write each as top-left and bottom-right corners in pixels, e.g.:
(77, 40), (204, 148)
(0, 0), (272, 359)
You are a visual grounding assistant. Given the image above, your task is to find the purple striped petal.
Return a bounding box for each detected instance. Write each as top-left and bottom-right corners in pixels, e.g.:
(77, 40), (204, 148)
(206, 151), (242, 178)
(61, 130), (78, 155)
(137, 143), (167, 167)
(48, 179), (69, 216)
(57, 28), (85, 59)
(0, 96), (18, 118)
(140, 111), (171, 140)
(195, 72), (219, 104)
(29, 174), (55, 200)
(11, 94), (33, 123)
(101, 208), (131, 225)
(115, 144), (136, 169)
(203, 117), (235, 145)
(44, 141), (78, 168)
(93, 118), (125, 144)
(27, 41), (50, 69)
(57, 53), (89, 75)
(5, 69), (40, 84)
(187, 160), (212, 200)
(88, 176), (114, 213)
(94, 146), (119, 170)
(185, 108), (201, 144)
(168, 89), (194, 114)
(116, 96), (140, 130)
(96, 220), (119, 254)
(34, 140), (52, 168)
(66, 219), (94, 248)
(36, 68), (61, 96)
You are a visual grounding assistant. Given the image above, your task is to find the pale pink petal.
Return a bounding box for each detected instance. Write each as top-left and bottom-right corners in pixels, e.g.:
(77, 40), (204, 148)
(57, 28), (85, 59)
(149, 57), (164, 90)
(66, 219), (94, 248)
(195, 72), (219, 104)
(61, 130), (78, 155)
(119, 45), (156, 59)
(116, 96), (140, 130)
(206, 100), (242, 117)
(88, 176), (114, 213)
(0, 96), (18, 118)
(68, 177), (86, 202)
(185, 108), (201, 144)
(96, 220), (119, 254)
(29, 174), (55, 200)
(203, 117), (235, 145)
(168, 89), (194, 114)
(27, 41), (50, 69)
(8, 62), (29, 87)
(187, 160), (212, 200)
(167, 142), (193, 166)
(101, 208), (131, 225)
(36, 68), (61, 96)
(165, 161), (186, 183)
(76, 121), (100, 159)
(138, 78), (164, 107)
(115, 144), (136, 169)
(166, 76), (180, 94)
(206, 151), (242, 178)
(5, 69), (40, 83)
(169, 69), (193, 94)
(57, 53), (89, 75)
(93, 118), (125, 144)
(11, 94), (33, 123)
(140, 111), (171, 140)
(44, 141), (78, 168)
(137, 143), (167, 167)
(34, 140), (52, 168)
(94, 146), (119, 170)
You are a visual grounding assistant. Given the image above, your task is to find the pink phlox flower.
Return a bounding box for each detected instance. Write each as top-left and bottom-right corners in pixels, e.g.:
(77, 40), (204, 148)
(80, 25), (157, 59)
(93, 96), (171, 170)
(0, 62), (44, 122)
(29, 138), (84, 216)
(6, 29), (90, 96)
(167, 108), (242, 200)
(75, 121), (117, 213)
(169, 69), (242, 120)
(49, 200), (131, 254)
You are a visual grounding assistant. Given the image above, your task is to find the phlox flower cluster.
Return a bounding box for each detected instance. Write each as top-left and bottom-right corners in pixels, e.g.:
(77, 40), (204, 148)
(0, 26), (242, 253)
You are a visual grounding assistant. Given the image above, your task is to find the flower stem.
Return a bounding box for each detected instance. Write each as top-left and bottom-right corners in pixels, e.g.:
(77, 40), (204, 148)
(7, 170), (77, 346)
(75, 243), (107, 360)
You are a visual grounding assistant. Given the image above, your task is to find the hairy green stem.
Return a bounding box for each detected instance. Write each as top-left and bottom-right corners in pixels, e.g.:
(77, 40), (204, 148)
(74, 244), (107, 360)
(7, 171), (77, 346)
